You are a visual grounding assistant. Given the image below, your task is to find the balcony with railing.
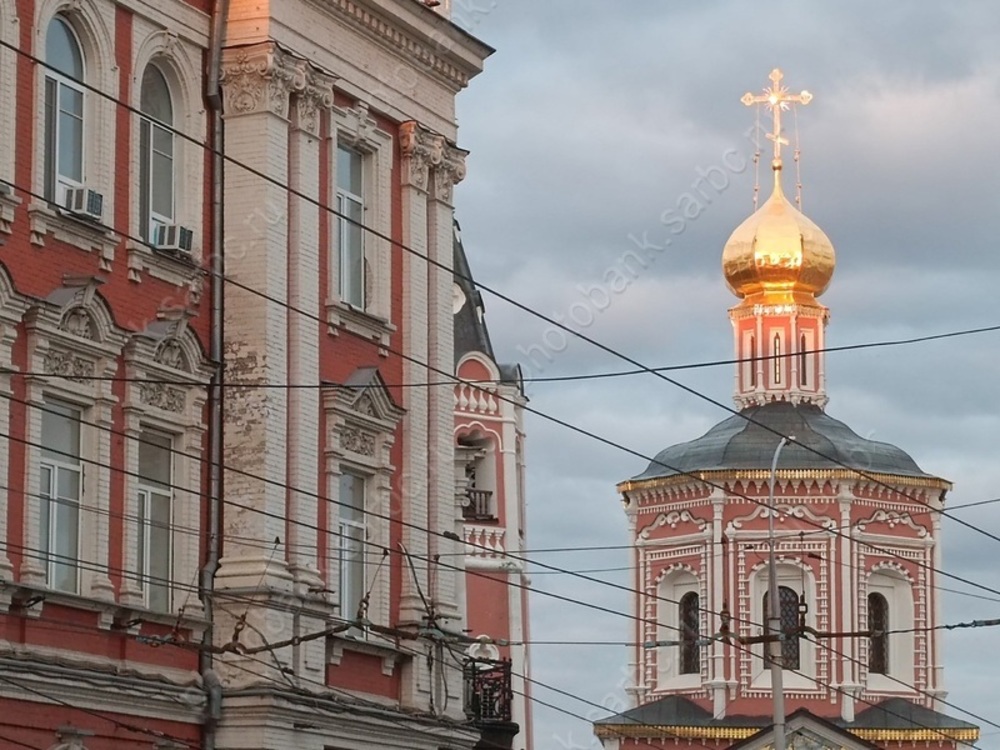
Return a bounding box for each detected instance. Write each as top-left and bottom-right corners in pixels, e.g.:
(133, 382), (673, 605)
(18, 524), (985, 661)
(462, 488), (495, 521)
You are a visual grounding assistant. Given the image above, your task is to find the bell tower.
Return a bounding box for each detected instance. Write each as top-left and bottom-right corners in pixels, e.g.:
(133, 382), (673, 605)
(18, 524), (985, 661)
(723, 69), (834, 409)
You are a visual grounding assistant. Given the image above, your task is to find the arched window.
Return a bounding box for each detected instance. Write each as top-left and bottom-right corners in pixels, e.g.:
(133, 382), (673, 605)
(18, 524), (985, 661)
(139, 64), (175, 241)
(749, 334), (757, 387)
(772, 333), (782, 384)
(799, 333), (808, 386)
(44, 15), (85, 204)
(679, 592), (700, 675)
(868, 592), (889, 675)
(763, 586), (800, 670)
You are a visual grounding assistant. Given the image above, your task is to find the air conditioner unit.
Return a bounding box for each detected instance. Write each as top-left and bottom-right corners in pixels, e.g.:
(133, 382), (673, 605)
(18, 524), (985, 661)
(0, 181), (11, 197)
(63, 187), (104, 222)
(153, 223), (194, 255)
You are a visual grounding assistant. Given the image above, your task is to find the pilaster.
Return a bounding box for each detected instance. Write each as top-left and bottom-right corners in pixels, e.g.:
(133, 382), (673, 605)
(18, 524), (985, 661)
(216, 41), (297, 591)
(285, 65), (335, 594)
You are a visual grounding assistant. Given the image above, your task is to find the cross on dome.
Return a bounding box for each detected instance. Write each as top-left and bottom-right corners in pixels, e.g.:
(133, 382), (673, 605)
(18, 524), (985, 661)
(741, 68), (812, 168)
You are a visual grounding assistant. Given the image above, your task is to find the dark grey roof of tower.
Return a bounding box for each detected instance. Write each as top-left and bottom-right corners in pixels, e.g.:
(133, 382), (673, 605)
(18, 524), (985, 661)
(633, 401), (932, 481)
(453, 219), (495, 365)
(452, 220), (524, 392)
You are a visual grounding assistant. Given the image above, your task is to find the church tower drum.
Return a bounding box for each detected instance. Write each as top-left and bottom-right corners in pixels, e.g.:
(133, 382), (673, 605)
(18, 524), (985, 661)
(593, 70), (979, 750)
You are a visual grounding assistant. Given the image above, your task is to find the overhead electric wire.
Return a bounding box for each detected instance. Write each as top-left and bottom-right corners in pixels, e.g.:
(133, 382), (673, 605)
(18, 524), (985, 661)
(2, 36), (995, 561)
(6, 388), (1000, 649)
(3, 34), (997, 743)
(5, 322), (1000, 389)
(0, 43), (996, 606)
(0, 672), (200, 748)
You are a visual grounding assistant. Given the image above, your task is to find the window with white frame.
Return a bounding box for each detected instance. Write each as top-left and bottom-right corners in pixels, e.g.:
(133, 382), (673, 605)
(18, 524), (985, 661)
(39, 400), (82, 593)
(868, 592), (889, 675)
(750, 565), (817, 688)
(763, 585), (801, 669)
(43, 15), (86, 205)
(655, 570), (702, 688)
(136, 430), (173, 612)
(865, 570), (914, 689)
(337, 145), (365, 308)
(678, 591), (701, 675)
(327, 105), (392, 343)
(338, 470), (367, 625)
(138, 64), (174, 242)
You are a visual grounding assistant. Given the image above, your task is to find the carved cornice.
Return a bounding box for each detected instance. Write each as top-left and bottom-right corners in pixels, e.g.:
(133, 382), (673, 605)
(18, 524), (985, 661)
(325, 0), (485, 91)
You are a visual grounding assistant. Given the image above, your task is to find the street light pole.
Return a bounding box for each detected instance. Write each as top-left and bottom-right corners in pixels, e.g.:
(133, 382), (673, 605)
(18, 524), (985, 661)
(768, 436), (791, 750)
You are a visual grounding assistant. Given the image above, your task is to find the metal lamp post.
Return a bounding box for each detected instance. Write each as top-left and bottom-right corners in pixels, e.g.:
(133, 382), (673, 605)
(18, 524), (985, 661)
(768, 436), (792, 750)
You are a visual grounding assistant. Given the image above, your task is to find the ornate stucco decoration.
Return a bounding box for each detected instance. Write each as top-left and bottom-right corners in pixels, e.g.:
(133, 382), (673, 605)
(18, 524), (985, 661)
(340, 101), (378, 144)
(400, 121), (443, 189)
(292, 61), (337, 137)
(324, 367), (405, 467)
(220, 42), (301, 119)
(638, 510), (709, 540)
(433, 143), (469, 205)
(42, 350), (96, 381)
(138, 382), (186, 413)
(855, 509), (929, 538)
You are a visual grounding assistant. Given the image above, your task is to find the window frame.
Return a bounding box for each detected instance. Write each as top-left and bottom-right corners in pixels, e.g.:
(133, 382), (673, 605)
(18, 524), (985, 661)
(763, 585), (801, 670)
(327, 103), (393, 345)
(121, 322), (212, 618)
(337, 468), (368, 626)
(138, 64), (176, 242)
(135, 428), (174, 612)
(678, 591), (701, 675)
(867, 591), (889, 675)
(865, 569), (915, 691)
(336, 144), (366, 308)
(323, 371), (404, 645)
(22, 289), (126, 601)
(749, 563), (818, 690)
(43, 14), (87, 207)
(654, 569), (703, 690)
(38, 399), (83, 593)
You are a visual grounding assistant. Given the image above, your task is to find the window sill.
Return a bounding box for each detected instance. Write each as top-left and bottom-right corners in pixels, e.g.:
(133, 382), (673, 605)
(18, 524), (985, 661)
(0, 578), (206, 634)
(28, 201), (118, 271)
(654, 673), (702, 691)
(0, 187), (20, 235)
(329, 629), (403, 677)
(865, 673), (915, 694)
(326, 300), (395, 348)
(126, 241), (203, 295)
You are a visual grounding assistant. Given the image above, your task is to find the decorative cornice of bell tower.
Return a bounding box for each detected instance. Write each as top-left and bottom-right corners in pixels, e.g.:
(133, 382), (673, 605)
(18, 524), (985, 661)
(722, 70), (835, 410)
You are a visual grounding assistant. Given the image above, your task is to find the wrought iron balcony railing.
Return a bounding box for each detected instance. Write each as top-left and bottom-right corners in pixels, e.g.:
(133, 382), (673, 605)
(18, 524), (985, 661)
(463, 658), (513, 724)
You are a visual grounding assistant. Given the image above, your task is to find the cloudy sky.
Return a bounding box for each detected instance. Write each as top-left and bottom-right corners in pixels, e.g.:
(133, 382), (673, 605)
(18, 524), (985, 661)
(449, 2), (1000, 748)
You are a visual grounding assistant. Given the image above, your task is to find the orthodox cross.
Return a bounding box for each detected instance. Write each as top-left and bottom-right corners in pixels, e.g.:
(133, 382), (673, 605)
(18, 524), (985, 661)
(742, 68), (812, 168)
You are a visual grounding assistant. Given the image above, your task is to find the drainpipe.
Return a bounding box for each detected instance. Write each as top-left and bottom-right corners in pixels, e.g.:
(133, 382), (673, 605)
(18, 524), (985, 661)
(201, 1), (230, 748)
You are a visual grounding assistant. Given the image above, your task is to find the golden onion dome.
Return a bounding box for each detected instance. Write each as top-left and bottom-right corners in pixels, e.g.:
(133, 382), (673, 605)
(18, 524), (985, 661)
(722, 166), (835, 300)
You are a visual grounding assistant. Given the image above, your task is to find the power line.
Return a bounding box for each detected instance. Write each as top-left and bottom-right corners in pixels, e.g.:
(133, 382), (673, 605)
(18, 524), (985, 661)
(6, 389), (1000, 644)
(2, 33), (994, 743)
(5, 321), (1000, 389)
(1, 36), (994, 559)
(0, 672), (200, 748)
